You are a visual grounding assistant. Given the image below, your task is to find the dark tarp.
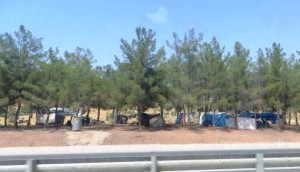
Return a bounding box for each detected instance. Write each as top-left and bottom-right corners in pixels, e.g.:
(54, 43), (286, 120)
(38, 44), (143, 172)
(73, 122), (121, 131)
(141, 113), (160, 126)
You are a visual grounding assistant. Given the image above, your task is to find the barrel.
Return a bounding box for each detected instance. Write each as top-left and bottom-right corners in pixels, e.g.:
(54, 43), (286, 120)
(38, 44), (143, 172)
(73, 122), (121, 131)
(72, 117), (83, 131)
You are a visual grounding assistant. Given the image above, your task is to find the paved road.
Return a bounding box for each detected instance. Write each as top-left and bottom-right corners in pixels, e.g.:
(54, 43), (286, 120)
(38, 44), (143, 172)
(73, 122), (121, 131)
(1, 143), (300, 156)
(1, 143), (300, 172)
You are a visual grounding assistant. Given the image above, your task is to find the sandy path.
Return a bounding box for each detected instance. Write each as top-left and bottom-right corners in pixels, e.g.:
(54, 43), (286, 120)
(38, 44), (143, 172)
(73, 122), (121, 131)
(66, 130), (111, 146)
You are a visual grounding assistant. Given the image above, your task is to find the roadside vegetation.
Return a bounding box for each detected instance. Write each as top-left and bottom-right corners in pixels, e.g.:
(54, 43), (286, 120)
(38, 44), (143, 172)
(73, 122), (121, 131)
(1, 25), (300, 130)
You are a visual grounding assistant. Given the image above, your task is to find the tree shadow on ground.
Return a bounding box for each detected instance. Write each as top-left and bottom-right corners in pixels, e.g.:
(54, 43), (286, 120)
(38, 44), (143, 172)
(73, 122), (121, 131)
(277, 125), (300, 133)
(189, 126), (234, 134)
(0, 124), (115, 132)
(112, 124), (235, 134)
(2, 123), (300, 134)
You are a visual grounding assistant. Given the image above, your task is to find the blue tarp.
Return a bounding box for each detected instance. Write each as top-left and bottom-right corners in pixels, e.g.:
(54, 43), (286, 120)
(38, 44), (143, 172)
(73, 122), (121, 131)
(240, 112), (278, 123)
(203, 112), (230, 127)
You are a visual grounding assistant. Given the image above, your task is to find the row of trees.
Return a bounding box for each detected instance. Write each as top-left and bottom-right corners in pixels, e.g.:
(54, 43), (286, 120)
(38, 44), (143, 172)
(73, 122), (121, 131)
(1, 25), (300, 129)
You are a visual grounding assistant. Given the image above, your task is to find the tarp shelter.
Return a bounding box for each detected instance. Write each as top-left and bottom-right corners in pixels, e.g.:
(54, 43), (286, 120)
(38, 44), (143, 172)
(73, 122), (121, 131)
(199, 112), (230, 127)
(226, 116), (236, 128)
(237, 117), (256, 130)
(225, 116), (256, 130)
(199, 113), (257, 130)
(141, 113), (160, 126)
(149, 116), (164, 128)
(36, 113), (56, 124)
(36, 108), (76, 125)
(240, 112), (278, 123)
(175, 112), (195, 124)
(116, 114), (129, 124)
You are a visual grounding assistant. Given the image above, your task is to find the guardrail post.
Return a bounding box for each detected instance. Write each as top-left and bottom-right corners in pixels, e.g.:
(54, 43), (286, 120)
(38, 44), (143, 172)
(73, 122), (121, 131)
(256, 153), (264, 172)
(26, 159), (37, 172)
(151, 156), (158, 172)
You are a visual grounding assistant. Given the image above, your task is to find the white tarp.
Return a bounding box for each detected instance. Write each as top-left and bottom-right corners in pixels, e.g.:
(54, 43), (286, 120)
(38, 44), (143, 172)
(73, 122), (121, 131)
(36, 113), (55, 124)
(199, 112), (205, 125)
(36, 107), (77, 124)
(237, 117), (256, 130)
(226, 117), (256, 130)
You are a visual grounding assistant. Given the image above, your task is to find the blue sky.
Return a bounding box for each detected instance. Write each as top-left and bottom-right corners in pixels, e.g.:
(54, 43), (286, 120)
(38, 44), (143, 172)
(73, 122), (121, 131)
(1, 0), (299, 66)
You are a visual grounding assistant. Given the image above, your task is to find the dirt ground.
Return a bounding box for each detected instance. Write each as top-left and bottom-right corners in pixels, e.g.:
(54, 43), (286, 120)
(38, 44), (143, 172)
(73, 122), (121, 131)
(0, 127), (67, 147)
(103, 125), (300, 145)
(0, 125), (300, 147)
(65, 130), (111, 146)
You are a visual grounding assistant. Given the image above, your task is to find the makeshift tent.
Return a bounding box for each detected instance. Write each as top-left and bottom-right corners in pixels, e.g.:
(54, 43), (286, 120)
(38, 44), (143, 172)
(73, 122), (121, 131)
(240, 112), (278, 123)
(36, 113), (56, 124)
(141, 113), (160, 126)
(199, 112), (257, 129)
(226, 117), (256, 130)
(175, 112), (195, 124)
(226, 116), (236, 128)
(36, 108), (76, 125)
(199, 112), (230, 127)
(237, 117), (256, 130)
(149, 116), (164, 128)
(116, 114), (128, 124)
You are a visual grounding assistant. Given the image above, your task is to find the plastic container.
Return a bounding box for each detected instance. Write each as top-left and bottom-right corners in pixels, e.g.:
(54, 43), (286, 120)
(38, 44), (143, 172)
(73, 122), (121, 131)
(72, 117), (83, 131)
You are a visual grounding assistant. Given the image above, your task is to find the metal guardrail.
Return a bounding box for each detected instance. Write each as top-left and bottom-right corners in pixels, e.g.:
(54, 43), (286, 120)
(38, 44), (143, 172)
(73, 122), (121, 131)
(1, 145), (300, 172)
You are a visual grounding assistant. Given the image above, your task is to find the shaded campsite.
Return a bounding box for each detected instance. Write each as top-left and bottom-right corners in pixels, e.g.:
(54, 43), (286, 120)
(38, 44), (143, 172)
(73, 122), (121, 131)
(1, 107), (298, 132)
(1, 105), (300, 147)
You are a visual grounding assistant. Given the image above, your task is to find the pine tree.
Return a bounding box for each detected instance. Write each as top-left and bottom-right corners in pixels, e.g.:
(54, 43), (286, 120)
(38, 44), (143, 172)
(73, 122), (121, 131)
(0, 25), (44, 127)
(167, 29), (202, 127)
(117, 27), (165, 130)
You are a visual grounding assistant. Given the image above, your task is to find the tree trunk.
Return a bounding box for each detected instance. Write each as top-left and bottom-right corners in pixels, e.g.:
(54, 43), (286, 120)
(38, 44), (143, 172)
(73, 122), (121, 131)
(27, 109), (32, 126)
(44, 109), (50, 129)
(212, 110), (216, 128)
(281, 109), (288, 125)
(187, 107), (191, 128)
(14, 102), (21, 128)
(85, 106), (90, 126)
(137, 106), (142, 131)
(76, 106), (80, 118)
(160, 104), (165, 126)
(254, 112), (258, 129)
(116, 108), (119, 125)
(35, 108), (38, 125)
(55, 102), (58, 127)
(234, 109), (238, 130)
(160, 104), (164, 118)
(204, 104), (208, 126)
(87, 107), (90, 118)
(295, 113), (299, 126)
(4, 106), (8, 127)
(175, 107), (180, 124)
(97, 106), (100, 121)
(198, 109), (201, 126)
(183, 106), (186, 127)
(112, 108), (117, 127)
(288, 112), (292, 125)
